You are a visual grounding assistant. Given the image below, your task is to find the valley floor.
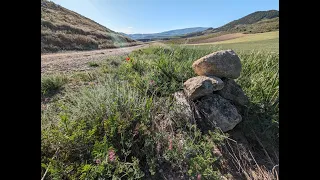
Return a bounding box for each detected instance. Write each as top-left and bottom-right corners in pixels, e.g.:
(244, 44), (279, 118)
(41, 31), (279, 75)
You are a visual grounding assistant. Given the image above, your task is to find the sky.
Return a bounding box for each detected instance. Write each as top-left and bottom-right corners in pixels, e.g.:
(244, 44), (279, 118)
(51, 0), (279, 34)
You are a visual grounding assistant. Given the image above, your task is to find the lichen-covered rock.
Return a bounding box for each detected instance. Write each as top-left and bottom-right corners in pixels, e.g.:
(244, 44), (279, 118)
(173, 91), (192, 119)
(183, 76), (224, 101)
(216, 78), (249, 107)
(195, 94), (242, 132)
(192, 50), (242, 79)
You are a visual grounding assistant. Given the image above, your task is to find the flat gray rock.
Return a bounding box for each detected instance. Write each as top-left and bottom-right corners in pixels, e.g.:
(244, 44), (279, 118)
(183, 76), (224, 101)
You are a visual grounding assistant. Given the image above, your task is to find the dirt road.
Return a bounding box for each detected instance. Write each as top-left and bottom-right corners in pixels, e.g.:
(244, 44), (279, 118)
(41, 44), (149, 74)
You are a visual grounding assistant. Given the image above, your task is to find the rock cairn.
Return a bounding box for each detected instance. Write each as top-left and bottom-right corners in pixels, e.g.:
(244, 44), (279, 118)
(174, 50), (249, 132)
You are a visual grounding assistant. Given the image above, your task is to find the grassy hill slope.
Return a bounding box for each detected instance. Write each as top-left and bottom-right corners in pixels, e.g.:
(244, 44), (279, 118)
(215, 10), (279, 32)
(41, 0), (139, 53)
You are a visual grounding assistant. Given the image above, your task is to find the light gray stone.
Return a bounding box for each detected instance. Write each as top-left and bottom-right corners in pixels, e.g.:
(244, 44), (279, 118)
(192, 50), (242, 79)
(173, 91), (192, 119)
(183, 76), (224, 101)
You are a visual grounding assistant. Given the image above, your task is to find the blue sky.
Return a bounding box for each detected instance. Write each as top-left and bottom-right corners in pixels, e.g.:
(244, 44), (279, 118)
(51, 0), (278, 34)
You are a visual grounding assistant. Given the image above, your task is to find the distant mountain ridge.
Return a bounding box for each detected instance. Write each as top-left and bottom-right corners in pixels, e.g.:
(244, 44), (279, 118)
(122, 27), (210, 40)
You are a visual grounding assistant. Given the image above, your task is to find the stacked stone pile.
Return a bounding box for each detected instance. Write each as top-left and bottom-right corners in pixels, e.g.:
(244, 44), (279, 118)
(174, 50), (249, 132)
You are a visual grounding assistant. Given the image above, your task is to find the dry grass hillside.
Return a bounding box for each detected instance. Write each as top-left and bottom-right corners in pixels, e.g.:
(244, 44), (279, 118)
(41, 0), (140, 53)
(173, 10), (279, 42)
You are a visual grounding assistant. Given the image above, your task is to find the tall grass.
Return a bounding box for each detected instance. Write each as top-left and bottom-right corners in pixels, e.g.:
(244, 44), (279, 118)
(237, 51), (279, 165)
(41, 45), (279, 179)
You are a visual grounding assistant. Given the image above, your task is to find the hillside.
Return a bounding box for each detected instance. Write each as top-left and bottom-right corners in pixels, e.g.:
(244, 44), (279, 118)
(164, 10), (279, 45)
(214, 10), (279, 32)
(41, 0), (139, 53)
(177, 10), (278, 40)
(123, 27), (209, 40)
(221, 17), (279, 34)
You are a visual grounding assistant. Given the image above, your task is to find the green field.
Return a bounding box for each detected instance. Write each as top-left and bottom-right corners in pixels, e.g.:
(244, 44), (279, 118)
(187, 38), (279, 53)
(210, 31), (278, 44)
(185, 31), (279, 53)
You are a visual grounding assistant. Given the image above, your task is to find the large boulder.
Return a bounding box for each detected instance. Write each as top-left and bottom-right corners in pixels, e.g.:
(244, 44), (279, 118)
(195, 94), (242, 132)
(183, 76), (224, 101)
(192, 50), (242, 79)
(216, 78), (249, 107)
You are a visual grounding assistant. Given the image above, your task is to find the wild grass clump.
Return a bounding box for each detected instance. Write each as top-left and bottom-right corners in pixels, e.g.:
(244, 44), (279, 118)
(41, 74), (68, 97)
(115, 45), (221, 96)
(41, 75), (226, 179)
(87, 61), (100, 67)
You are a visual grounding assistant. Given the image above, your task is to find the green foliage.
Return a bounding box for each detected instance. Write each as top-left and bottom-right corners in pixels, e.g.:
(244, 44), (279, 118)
(227, 17), (279, 34)
(42, 78), (150, 179)
(71, 72), (98, 82)
(115, 46), (219, 96)
(236, 51), (279, 151)
(42, 45), (279, 179)
(87, 61), (99, 67)
(41, 74), (68, 96)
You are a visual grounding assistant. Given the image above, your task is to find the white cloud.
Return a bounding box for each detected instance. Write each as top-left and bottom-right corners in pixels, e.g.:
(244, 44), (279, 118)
(127, 27), (133, 29)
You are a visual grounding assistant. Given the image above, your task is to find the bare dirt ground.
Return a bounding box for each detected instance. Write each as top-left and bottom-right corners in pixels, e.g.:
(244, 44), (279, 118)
(187, 33), (246, 44)
(41, 44), (149, 74)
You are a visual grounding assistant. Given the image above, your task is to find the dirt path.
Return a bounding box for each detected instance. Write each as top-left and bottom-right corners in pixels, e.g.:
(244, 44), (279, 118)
(41, 44), (149, 74)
